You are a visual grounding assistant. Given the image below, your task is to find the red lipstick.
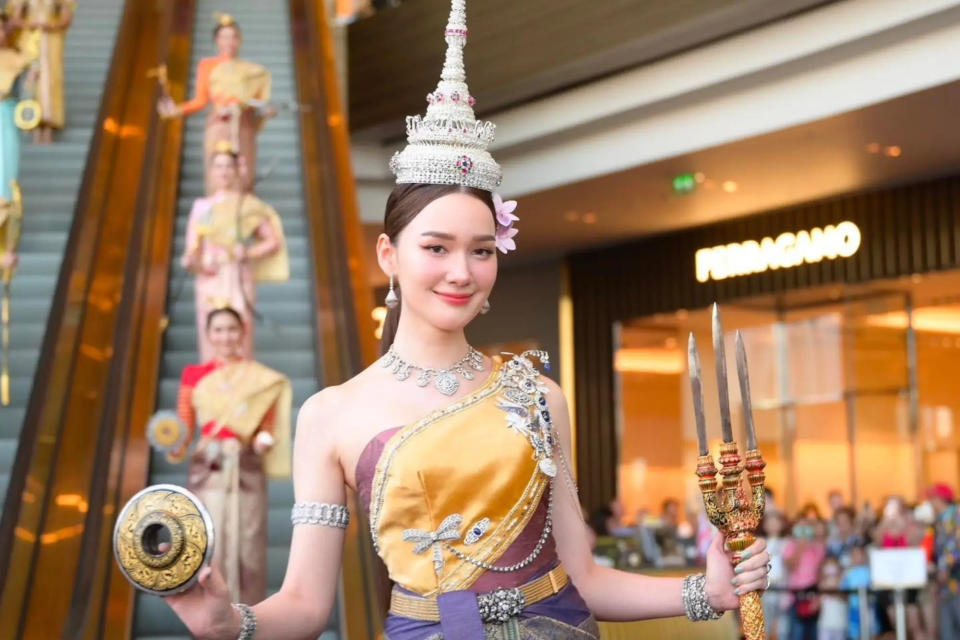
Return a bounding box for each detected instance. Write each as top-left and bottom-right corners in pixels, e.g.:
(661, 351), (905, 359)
(435, 291), (473, 306)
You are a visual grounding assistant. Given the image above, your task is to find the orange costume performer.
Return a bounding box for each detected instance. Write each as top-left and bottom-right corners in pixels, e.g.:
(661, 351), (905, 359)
(174, 358), (292, 604)
(177, 15), (271, 193)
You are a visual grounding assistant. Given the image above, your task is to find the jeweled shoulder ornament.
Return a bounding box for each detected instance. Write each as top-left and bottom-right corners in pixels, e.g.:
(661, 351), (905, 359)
(113, 484), (215, 596)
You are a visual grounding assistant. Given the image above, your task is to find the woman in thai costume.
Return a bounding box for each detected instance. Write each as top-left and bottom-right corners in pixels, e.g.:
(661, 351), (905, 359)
(157, 13), (273, 193)
(21, 0), (71, 144)
(168, 306), (293, 605)
(163, 2), (772, 638)
(0, 11), (31, 240)
(180, 142), (289, 361)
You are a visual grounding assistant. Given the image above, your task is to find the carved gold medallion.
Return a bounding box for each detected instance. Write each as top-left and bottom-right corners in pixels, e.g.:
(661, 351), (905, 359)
(113, 484), (214, 596)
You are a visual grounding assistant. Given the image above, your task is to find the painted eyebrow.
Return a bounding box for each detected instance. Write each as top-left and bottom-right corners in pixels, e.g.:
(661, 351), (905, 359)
(421, 231), (496, 242)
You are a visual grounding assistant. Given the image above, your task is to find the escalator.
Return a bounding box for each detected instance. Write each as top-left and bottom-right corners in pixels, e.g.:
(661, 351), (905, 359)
(132, 2), (338, 638)
(0, 0), (377, 636)
(0, 0), (123, 513)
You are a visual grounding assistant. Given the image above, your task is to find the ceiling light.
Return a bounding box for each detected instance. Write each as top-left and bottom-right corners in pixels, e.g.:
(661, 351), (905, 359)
(694, 172), (706, 183)
(867, 306), (960, 334)
(722, 180), (738, 193)
(582, 212), (598, 224)
(884, 145), (902, 158)
(865, 142), (881, 154)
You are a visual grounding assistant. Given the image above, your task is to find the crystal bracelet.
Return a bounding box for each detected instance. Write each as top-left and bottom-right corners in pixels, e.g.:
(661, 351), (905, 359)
(232, 603), (256, 640)
(682, 573), (724, 622)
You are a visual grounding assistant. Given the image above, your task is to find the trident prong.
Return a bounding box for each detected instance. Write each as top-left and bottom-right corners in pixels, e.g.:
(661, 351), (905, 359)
(688, 304), (767, 640)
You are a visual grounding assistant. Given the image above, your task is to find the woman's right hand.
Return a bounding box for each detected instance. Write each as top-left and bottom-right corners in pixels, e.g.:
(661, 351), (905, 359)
(166, 565), (242, 640)
(165, 444), (188, 465)
(157, 96), (179, 119)
(0, 251), (18, 270)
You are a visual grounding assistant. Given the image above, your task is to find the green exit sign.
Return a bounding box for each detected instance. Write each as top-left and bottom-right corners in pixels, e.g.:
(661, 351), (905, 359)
(672, 173), (696, 195)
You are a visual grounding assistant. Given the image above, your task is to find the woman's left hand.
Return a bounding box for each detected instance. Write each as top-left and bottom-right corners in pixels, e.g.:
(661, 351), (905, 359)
(703, 532), (770, 611)
(252, 431), (274, 456)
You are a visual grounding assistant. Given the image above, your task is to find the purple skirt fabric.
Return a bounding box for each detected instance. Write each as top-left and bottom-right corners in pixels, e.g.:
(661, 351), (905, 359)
(384, 579), (599, 640)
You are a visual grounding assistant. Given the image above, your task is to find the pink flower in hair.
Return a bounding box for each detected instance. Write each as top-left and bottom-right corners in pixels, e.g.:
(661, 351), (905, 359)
(493, 193), (519, 254)
(493, 193), (519, 226)
(496, 225), (519, 254)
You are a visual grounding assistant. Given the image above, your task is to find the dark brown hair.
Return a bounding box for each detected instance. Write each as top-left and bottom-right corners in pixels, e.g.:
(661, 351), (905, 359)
(205, 306), (244, 331)
(379, 183), (495, 354)
(208, 148), (239, 166)
(213, 22), (241, 40)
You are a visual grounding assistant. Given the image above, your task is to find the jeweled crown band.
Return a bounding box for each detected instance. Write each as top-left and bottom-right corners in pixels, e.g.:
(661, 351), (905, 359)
(291, 502), (350, 528)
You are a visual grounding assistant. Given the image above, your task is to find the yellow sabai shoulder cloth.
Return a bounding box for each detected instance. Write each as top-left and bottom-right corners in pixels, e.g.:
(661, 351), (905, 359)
(209, 58), (271, 105)
(205, 193), (289, 282)
(0, 48), (31, 99)
(369, 352), (559, 596)
(192, 360), (292, 477)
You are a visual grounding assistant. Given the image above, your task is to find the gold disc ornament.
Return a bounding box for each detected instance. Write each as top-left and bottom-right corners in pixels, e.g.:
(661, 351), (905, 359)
(14, 99), (41, 131)
(146, 410), (187, 453)
(113, 484), (215, 596)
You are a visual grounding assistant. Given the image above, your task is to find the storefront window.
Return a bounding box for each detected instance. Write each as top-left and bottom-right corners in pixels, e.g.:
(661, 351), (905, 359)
(613, 278), (960, 553)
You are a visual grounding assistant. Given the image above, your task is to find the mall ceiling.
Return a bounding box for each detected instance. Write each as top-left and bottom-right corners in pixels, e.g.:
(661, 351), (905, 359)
(513, 79), (960, 256)
(349, 0), (833, 138)
(360, 79), (960, 286)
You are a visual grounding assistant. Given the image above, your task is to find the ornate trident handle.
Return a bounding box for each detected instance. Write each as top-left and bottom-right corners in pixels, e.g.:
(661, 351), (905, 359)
(688, 304), (766, 640)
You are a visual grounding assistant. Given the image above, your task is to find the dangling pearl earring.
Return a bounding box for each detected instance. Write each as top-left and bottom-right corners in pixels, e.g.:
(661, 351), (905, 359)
(480, 299), (491, 315)
(385, 274), (399, 309)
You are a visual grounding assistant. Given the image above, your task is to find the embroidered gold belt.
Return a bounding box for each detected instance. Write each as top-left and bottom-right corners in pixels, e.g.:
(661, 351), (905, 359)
(389, 565), (568, 624)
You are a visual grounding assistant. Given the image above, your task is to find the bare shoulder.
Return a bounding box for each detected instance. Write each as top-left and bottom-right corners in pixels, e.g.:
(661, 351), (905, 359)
(298, 382), (345, 418)
(539, 374), (569, 413)
(295, 365), (383, 438)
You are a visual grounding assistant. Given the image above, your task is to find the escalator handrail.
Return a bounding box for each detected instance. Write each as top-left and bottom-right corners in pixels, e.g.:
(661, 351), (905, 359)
(0, 1), (190, 636)
(0, 0), (142, 609)
(70, 3), (197, 636)
(288, 1), (382, 638)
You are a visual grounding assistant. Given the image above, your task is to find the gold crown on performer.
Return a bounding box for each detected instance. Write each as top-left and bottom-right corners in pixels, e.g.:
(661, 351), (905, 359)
(212, 140), (237, 155)
(214, 12), (238, 27)
(389, 0), (501, 193)
(210, 297), (233, 311)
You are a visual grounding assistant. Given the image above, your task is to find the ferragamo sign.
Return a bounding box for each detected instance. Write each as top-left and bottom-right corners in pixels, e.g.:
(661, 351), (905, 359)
(695, 221), (862, 283)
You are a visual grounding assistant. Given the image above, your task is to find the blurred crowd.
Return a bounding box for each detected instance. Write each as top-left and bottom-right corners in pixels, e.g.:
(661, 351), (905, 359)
(588, 484), (960, 640)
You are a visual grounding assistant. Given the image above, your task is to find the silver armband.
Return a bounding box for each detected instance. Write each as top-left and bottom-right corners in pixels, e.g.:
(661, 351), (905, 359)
(682, 573), (724, 622)
(290, 502), (350, 528)
(232, 603), (257, 640)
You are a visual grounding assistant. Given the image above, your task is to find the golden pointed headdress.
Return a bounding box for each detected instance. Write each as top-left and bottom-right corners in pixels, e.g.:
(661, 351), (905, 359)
(389, 0), (501, 192)
(214, 12), (238, 28)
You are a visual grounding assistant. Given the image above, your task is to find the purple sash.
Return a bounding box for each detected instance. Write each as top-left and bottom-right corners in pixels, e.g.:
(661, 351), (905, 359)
(384, 581), (595, 639)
